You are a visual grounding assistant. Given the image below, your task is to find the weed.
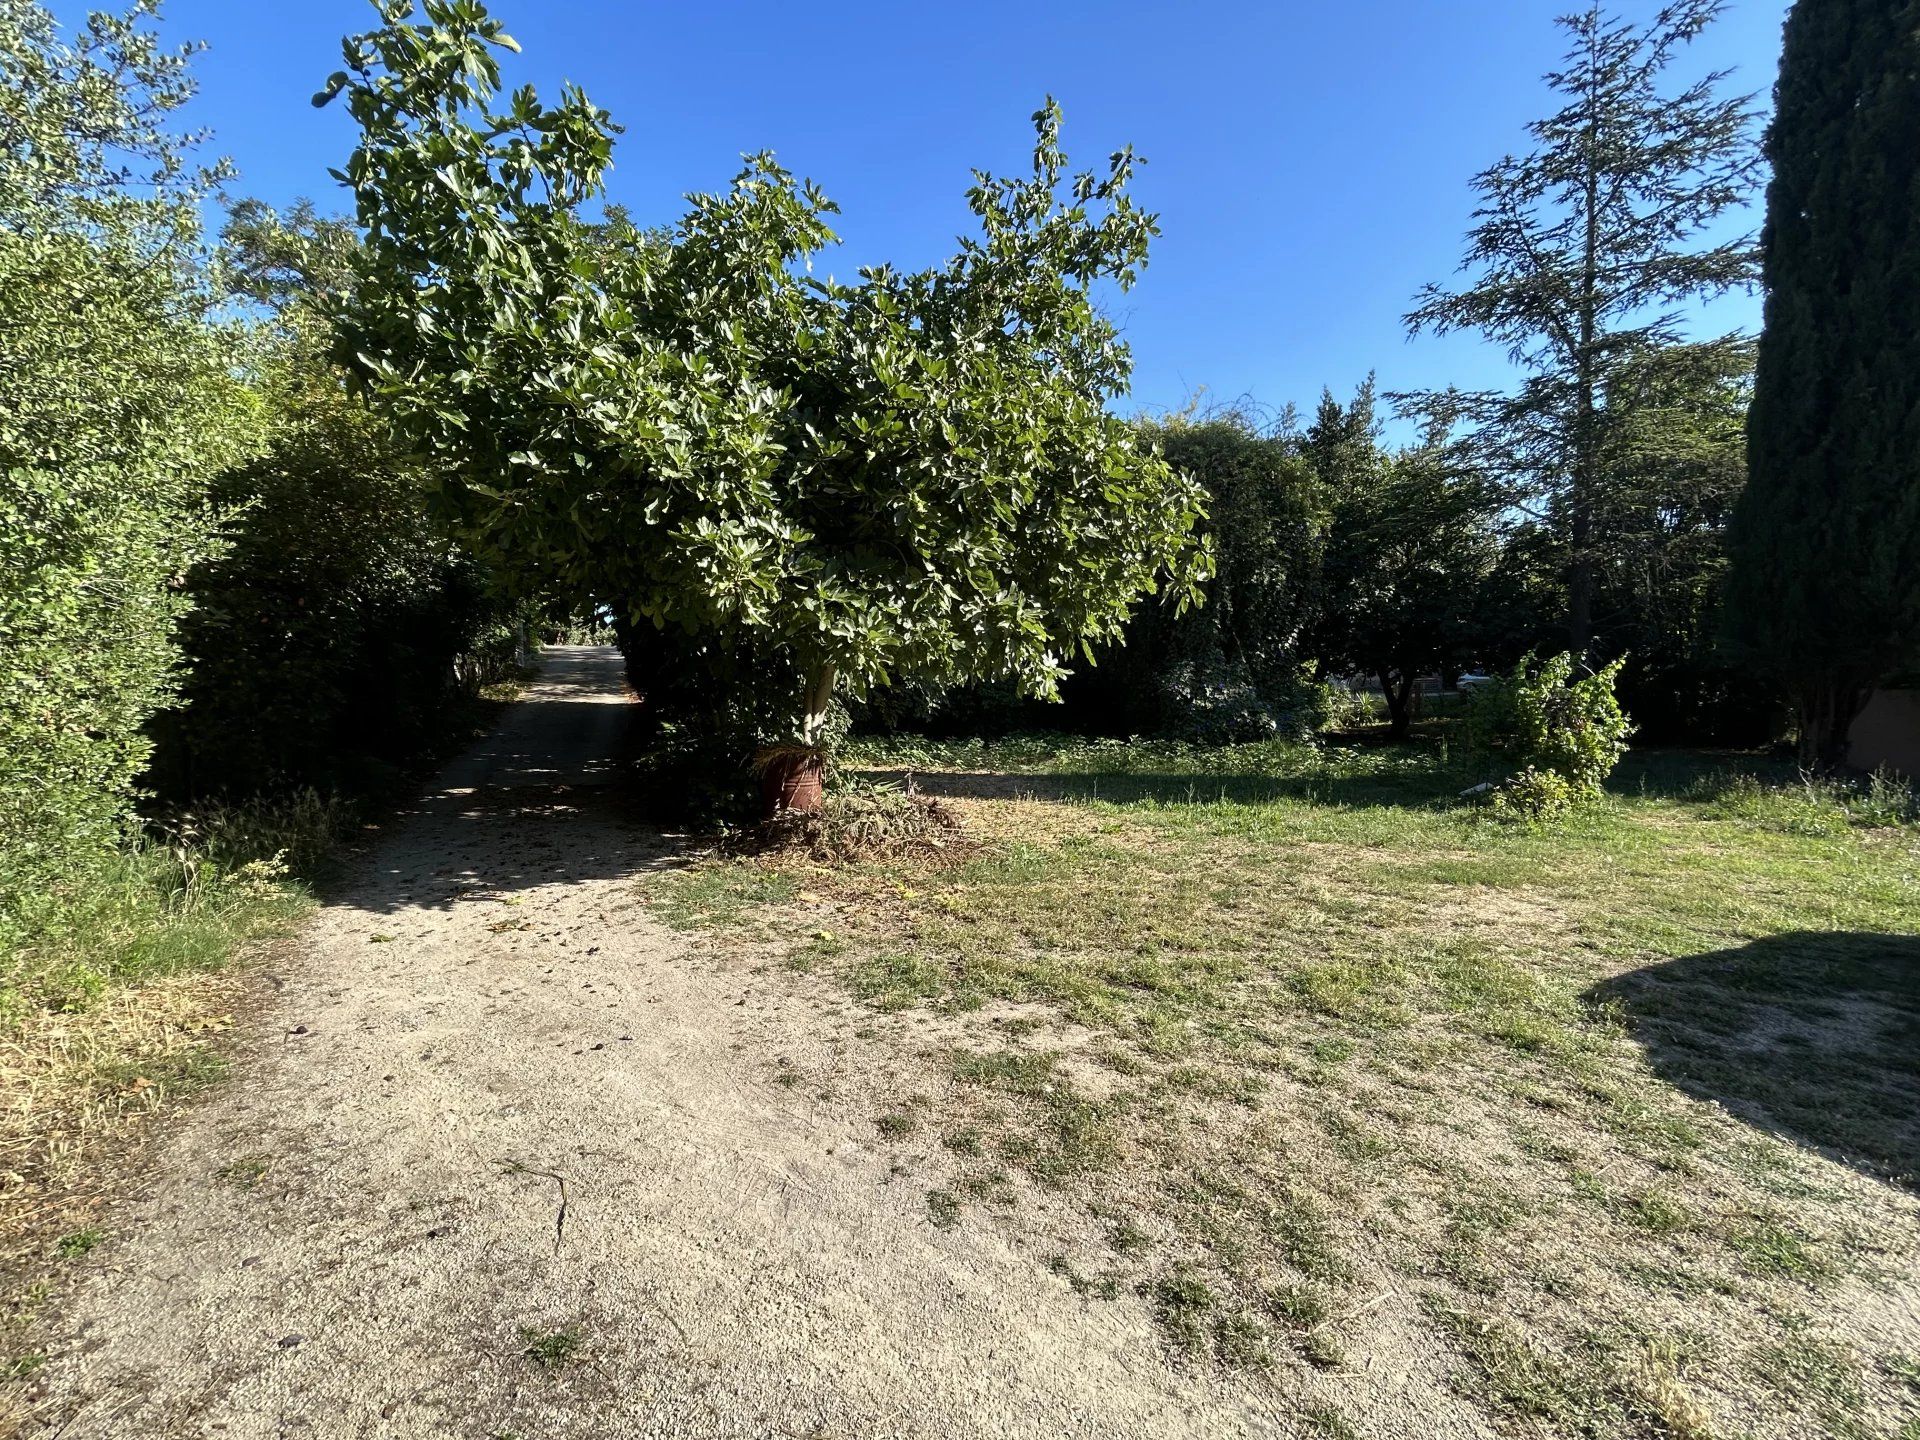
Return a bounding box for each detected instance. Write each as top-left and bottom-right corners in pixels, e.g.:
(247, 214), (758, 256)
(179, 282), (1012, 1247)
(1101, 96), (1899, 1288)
(1886, 1352), (1920, 1392)
(519, 1325), (585, 1368)
(5, 1353), (45, 1382)
(1211, 1309), (1271, 1369)
(1727, 1214), (1831, 1282)
(214, 1154), (272, 1190)
(1262, 1193), (1350, 1285)
(1299, 1405), (1360, 1440)
(1046, 1253), (1123, 1301)
(1706, 769), (1919, 836)
(1266, 1283), (1344, 1367)
(0, 788), (340, 1280)
(1426, 1298), (1622, 1429)
(1628, 1338), (1716, 1440)
(1627, 1190), (1694, 1235)
(950, 1049), (1120, 1184)
(55, 1227), (104, 1259)
(1107, 1218), (1150, 1254)
(1146, 1271), (1217, 1358)
(849, 952), (956, 1011)
(1754, 1318), (1867, 1427)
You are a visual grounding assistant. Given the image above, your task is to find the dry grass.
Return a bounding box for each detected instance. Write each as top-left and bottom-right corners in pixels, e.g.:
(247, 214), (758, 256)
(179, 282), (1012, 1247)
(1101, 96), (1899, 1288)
(722, 781), (967, 864)
(655, 736), (1920, 1440)
(0, 973), (245, 1260)
(0, 823), (323, 1377)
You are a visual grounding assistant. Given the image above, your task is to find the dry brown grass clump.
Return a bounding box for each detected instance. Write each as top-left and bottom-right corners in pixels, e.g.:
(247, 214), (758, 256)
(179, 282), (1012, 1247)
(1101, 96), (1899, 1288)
(0, 973), (244, 1261)
(725, 782), (967, 864)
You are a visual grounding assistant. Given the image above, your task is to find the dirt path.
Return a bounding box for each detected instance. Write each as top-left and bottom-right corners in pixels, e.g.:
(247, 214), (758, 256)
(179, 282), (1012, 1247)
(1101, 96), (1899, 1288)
(28, 648), (1283, 1440)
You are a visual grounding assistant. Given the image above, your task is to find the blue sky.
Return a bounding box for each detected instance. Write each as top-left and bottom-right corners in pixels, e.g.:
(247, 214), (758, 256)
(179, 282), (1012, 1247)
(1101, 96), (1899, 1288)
(96, 0), (1786, 425)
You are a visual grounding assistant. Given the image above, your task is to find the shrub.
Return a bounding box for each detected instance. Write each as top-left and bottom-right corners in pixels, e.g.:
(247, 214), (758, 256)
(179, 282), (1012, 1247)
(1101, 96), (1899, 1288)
(147, 217), (536, 803)
(1468, 652), (1635, 814)
(0, 2), (263, 942)
(1153, 658), (1282, 744)
(1318, 685), (1381, 733)
(1487, 766), (1578, 824)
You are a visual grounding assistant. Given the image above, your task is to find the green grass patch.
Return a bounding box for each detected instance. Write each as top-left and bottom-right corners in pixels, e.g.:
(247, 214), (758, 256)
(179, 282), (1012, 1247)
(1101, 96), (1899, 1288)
(651, 861), (797, 930)
(659, 731), (1920, 1426)
(519, 1324), (586, 1368)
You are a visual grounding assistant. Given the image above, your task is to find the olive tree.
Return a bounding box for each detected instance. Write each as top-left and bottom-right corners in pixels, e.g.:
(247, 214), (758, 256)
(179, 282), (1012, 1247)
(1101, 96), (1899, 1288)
(323, 1), (1210, 772)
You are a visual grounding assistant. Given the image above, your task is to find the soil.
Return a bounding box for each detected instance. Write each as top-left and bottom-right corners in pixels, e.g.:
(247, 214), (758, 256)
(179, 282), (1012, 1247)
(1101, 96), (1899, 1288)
(23, 648), (1286, 1439)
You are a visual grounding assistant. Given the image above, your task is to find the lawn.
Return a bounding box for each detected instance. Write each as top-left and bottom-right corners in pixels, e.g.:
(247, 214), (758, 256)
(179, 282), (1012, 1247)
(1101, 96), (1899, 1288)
(653, 731), (1920, 1440)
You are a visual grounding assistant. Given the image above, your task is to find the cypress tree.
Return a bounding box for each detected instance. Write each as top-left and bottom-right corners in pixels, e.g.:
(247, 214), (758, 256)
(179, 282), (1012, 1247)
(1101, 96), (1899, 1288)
(1724, 0), (1920, 766)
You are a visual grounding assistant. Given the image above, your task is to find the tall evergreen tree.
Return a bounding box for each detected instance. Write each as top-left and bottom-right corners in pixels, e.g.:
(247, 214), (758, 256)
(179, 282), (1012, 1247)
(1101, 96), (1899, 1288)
(1405, 1), (1762, 656)
(1723, 0), (1920, 767)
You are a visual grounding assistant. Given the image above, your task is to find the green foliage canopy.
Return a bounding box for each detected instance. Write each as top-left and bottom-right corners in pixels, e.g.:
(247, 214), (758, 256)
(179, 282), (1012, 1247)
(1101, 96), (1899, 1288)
(0, 0), (260, 926)
(1305, 383), (1499, 736)
(325, 0), (1210, 735)
(1050, 408), (1322, 740)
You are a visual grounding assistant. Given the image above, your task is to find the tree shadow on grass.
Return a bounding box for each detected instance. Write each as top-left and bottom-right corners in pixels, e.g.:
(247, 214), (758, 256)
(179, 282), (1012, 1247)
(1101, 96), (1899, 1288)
(1590, 931), (1920, 1188)
(1605, 746), (1803, 801)
(850, 742), (1800, 813)
(849, 765), (1475, 812)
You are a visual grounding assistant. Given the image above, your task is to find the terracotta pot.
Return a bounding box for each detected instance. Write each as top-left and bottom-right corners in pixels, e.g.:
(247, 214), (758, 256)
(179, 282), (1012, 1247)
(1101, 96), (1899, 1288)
(758, 749), (826, 820)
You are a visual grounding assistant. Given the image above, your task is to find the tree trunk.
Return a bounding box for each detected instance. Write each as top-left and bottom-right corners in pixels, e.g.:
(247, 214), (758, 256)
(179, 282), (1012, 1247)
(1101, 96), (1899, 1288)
(1568, 520), (1595, 658)
(758, 664), (838, 820)
(1381, 670), (1415, 738)
(801, 663), (836, 747)
(1569, 40), (1601, 661)
(1796, 674), (1872, 771)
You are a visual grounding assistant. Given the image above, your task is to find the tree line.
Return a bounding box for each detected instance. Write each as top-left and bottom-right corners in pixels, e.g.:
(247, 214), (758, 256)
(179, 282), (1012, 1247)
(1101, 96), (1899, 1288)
(2, 0), (1915, 921)
(889, 1), (1772, 751)
(878, 0), (1919, 771)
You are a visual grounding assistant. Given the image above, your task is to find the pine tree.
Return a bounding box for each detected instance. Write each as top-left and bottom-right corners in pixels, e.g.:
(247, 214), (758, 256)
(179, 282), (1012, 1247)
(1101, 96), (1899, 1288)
(1723, 0), (1920, 766)
(1405, 2), (1761, 657)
